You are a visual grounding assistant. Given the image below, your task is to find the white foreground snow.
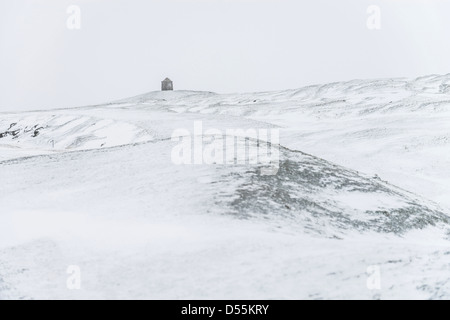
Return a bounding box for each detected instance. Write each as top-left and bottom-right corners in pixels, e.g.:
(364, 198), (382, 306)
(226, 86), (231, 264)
(1, 75), (450, 299)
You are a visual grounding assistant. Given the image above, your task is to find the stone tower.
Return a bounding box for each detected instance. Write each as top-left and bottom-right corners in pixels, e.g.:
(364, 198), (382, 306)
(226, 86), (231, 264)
(161, 78), (173, 91)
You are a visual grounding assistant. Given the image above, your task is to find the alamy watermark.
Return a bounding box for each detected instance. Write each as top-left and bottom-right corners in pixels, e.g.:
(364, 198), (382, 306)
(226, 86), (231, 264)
(67, 5), (81, 30)
(171, 121), (280, 175)
(366, 265), (381, 290)
(66, 265), (81, 290)
(367, 5), (381, 30)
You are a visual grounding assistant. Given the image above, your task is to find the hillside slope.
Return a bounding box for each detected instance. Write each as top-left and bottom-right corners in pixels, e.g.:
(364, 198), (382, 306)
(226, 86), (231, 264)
(1, 75), (450, 299)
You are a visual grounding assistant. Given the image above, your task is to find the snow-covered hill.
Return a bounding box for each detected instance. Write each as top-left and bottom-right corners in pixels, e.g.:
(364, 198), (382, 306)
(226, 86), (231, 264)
(1, 75), (450, 299)
(117, 75), (450, 210)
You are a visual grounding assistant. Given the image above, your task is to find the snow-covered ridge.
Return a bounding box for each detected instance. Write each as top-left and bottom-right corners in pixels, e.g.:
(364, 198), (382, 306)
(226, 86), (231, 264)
(112, 75), (450, 210)
(217, 146), (448, 237)
(0, 114), (152, 158)
(117, 74), (450, 112)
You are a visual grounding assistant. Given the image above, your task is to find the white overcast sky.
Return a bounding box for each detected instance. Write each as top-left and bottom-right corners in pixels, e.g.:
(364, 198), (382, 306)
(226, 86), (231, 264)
(1, 0), (450, 111)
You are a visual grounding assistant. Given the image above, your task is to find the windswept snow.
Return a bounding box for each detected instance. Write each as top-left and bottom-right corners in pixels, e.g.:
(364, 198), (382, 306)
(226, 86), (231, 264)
(0, 114), (152, 160)
(114, 75), (450, 210)
(1, 74), (450, 299)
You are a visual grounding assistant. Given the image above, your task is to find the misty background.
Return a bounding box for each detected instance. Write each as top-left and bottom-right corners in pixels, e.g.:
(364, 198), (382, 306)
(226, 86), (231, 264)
(0, 0), (449, 111)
